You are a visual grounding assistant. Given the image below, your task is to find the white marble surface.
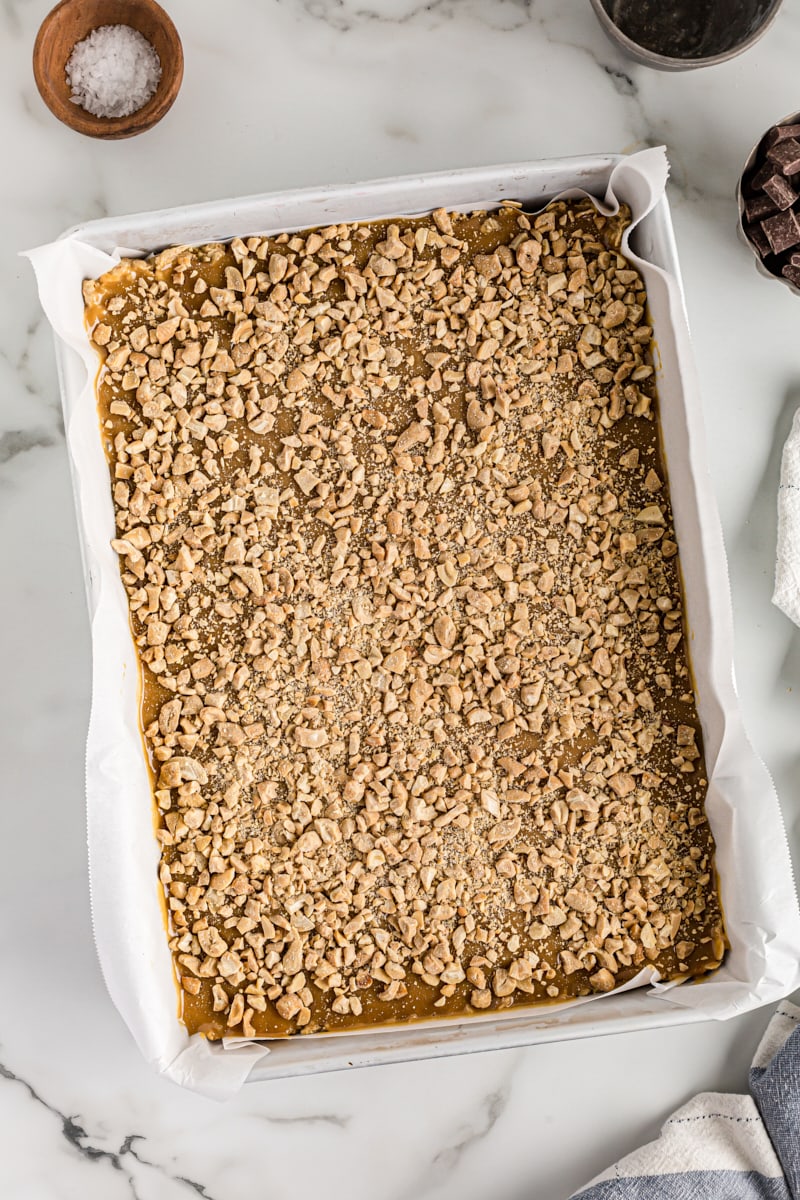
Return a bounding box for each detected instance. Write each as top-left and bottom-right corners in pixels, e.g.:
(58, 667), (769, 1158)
(3, 1), (800, 1197)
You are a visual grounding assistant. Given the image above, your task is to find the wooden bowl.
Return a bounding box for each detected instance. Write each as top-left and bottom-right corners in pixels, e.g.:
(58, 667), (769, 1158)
(33, 0), (183, 139)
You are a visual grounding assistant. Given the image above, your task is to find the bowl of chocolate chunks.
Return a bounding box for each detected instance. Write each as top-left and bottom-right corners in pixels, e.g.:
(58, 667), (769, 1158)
(738, 111), (800, 295)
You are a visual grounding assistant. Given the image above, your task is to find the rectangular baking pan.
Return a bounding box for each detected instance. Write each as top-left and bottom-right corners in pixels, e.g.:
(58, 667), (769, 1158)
(47, 153), (799, 1084)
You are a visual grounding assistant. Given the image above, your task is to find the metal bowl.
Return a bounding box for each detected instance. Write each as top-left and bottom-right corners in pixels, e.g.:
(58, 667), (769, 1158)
(589, 0), (784, 72)
(737, 110), (800, 299)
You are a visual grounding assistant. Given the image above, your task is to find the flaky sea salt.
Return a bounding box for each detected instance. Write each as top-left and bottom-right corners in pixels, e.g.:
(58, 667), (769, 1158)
(66, 25), (161, 119)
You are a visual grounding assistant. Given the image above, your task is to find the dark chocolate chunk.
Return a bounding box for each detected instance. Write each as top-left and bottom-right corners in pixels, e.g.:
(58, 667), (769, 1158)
(762, 209), (800, 254)
(763, 173), (798, 210)
(767, 137), (800, 175)
(750, 158), (778, 191)
(766, 123), (800, 148)
(745, 222), (771, 258)
(745, 192), (778, 222)
(781, 261), (800, 288)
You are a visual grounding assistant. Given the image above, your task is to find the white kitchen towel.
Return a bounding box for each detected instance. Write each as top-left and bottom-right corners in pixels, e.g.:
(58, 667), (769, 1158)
(571, 1000), (800, 1199)
(774, 409), (800, 627)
